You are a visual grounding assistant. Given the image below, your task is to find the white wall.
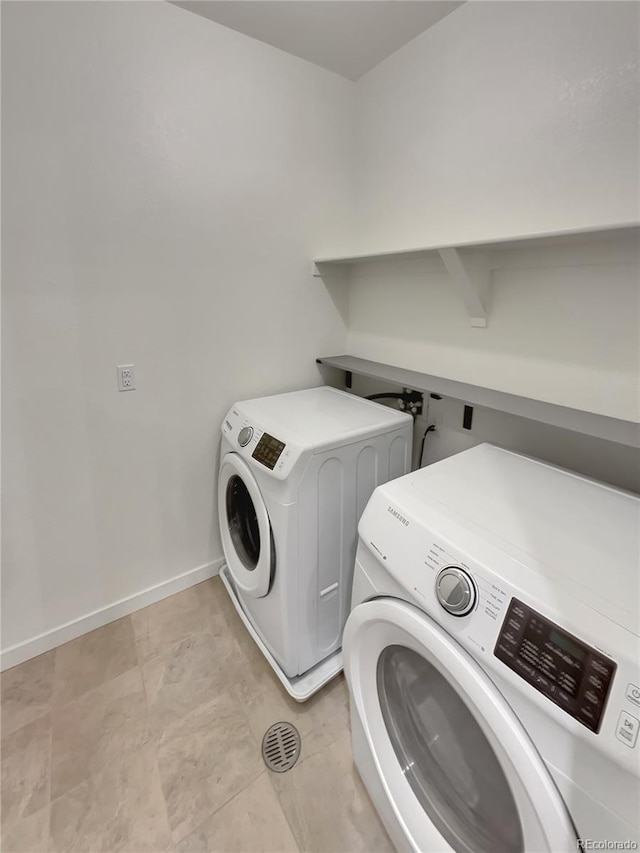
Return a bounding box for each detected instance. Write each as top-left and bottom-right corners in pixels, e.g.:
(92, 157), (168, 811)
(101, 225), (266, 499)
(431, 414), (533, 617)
(347, 236), (639, 420)
(354, 1), (640, 249)
(348, 1), (640, 421)
(1, 0), (354, 664)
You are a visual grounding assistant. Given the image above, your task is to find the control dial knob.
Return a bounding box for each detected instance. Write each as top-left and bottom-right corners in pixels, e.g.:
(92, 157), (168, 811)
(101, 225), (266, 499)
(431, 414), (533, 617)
(238, 426), (254, 447)
(436, 566), (476, 617)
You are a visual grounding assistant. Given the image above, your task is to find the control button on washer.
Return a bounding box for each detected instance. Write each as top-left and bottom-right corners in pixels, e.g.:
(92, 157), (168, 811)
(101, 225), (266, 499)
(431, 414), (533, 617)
(588, 674), (604, 691)
(536, 674), (551, 691)
(436, 567), (476, 617)
(238, 426), (254, 447)
(626, 684), (640, 708)
(578, 706), (596, 724)
(515, 658), (535, 679)
(616, 711), (639, 748)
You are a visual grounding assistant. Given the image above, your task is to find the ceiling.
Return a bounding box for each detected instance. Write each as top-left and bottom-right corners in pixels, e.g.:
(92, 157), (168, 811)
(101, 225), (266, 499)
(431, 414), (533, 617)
(171, 1), (464, 80)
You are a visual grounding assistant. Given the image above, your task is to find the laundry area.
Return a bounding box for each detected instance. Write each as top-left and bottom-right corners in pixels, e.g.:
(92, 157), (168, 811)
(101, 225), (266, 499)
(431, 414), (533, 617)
(2, 2), (639, 852)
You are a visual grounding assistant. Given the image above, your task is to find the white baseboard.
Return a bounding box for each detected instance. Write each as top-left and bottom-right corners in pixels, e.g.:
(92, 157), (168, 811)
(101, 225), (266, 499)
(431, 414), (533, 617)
(0, 558), (224, 672)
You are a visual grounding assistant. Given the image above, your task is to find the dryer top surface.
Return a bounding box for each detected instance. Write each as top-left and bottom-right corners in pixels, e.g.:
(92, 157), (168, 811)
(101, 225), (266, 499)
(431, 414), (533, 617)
(233, 386), (411, 450)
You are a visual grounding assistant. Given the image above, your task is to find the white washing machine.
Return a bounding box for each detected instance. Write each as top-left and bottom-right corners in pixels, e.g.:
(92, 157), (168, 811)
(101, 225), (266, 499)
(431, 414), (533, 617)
(344, 443), (640, 851)
(218, 386), (413, 700)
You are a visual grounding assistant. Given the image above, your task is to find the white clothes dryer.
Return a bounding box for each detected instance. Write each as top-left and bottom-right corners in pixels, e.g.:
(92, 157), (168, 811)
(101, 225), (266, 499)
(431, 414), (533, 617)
(218, 386), (413, 700)
(344, 443), (640, 852)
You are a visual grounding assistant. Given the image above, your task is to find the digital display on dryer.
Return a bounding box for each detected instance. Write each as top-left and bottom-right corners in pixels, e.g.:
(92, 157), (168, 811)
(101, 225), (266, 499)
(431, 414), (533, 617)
(252, 433), (285, 470)
(494, 598), (616, 733)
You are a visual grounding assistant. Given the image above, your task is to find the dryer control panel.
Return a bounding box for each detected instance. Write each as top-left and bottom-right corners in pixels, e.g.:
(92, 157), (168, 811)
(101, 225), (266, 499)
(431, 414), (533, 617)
(251, 432), (286, 470)
(221, 407), (303, 480)
(495, 598), (616, 733)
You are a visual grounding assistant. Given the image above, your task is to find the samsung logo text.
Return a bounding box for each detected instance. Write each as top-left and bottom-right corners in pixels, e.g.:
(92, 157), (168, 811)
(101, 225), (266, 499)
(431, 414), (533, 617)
(387, 506), (409, 526)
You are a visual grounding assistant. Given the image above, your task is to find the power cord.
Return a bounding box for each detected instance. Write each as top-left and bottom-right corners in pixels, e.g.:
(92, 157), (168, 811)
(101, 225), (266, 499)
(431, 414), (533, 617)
(419, 424), (436, 468)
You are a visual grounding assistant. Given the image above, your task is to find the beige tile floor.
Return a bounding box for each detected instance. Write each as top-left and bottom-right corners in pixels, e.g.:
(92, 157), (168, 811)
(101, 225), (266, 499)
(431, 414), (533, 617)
(0, 577), (394, 853)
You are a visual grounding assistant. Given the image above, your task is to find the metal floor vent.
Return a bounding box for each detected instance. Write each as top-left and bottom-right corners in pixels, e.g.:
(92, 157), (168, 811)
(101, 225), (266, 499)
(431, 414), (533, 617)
(262, 722), (301, 773)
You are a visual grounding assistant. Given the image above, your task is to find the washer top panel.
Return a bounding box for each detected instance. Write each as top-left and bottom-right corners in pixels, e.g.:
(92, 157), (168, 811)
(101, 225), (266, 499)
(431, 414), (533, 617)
(373, 444), (639, 632)
(228, 386), (412, 452)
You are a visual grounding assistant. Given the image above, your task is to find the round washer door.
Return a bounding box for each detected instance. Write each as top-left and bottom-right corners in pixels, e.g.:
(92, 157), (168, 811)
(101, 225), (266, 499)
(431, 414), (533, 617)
(344, 598), (577, 853)
(218, 452), (273, 598)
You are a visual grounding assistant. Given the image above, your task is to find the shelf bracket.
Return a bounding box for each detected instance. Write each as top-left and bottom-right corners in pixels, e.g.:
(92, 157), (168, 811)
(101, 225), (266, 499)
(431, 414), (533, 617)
(313, 261), (348, 279)
(438, 248), (490, 328)
(312, 261), (350, 282)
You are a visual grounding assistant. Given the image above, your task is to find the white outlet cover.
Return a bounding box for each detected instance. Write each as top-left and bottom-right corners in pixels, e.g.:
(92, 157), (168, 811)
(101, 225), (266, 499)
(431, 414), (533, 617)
(117, 364), (136, 392)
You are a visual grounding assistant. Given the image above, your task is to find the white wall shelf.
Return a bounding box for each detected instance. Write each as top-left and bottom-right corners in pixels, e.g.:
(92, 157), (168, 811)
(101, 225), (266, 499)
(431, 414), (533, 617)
(316, 355), (640, 449)
(312, 222), (639, 327)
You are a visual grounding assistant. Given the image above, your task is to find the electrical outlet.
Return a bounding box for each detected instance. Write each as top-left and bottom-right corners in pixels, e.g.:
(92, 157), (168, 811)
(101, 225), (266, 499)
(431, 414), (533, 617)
(117, 364), (136, 392)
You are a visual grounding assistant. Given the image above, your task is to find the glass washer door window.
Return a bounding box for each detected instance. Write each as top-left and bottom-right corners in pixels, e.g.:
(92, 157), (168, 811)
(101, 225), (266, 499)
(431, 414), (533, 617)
(217, 453), (273, 598)
(378, 644), (523, 853)
(226, 474), (261, 570)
